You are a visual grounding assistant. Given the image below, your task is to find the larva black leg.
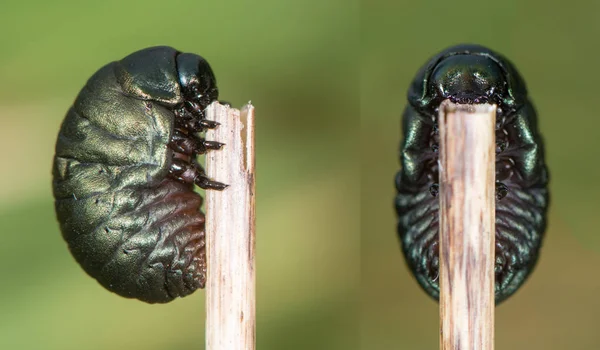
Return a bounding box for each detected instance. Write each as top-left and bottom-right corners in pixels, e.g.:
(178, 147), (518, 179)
(197, 119), (220, 130)
(185, 100), (205, 115)
(169, 130), (224, 155)
(173, 101), (220, 132)
(171, 84), (226, 189)
(195, 174), (228, 190)
(177, 111), (219, 132)
(168, 158), (228, 190)
(202, 140), (225, 151)
(186, 136), (225, 154)
(191, 158), (227, 190)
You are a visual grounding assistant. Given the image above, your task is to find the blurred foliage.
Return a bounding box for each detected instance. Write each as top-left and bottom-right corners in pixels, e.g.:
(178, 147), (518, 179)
(362, 0), (600, 349)
(0, 0), (358, 349)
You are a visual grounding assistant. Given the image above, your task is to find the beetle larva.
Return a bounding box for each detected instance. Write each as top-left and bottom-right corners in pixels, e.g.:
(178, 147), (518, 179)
(395, 44), (549, 304)
(52, 46), (226, 303)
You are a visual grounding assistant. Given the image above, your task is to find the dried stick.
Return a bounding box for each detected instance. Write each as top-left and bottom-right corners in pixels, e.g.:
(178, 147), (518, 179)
(438, 100), (495, 350)
(205, 102), (256, 350)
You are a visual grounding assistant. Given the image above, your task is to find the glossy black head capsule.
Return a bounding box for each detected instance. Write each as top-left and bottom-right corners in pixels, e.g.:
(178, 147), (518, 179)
(177, 53), (219, 104)
(396, 44), (549, 304)
(408, 44), (527, 116)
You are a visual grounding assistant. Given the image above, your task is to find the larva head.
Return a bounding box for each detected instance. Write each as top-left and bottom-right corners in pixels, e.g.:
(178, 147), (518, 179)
(408, 44), (528, 115)
(176, 53), (219, 107)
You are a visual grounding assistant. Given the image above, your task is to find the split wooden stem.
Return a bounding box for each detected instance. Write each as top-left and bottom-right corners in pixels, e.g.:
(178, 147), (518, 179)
(205, 102), (256, 350)
(438, 100), (496, 350)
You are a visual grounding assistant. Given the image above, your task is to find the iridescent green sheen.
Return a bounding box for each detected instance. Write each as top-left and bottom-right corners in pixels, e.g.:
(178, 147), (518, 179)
(52, 46), (218, 303)
(395, 44), (549, 304)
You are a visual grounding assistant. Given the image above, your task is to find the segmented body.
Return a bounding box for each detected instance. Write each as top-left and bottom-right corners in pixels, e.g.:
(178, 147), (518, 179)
(53, 46), (224, 303)
(395, 44), (549, 303)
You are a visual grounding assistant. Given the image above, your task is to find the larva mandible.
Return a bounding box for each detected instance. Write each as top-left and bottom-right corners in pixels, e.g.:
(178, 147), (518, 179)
(395, 44), (549, 304)
(52, 46), (226, 303)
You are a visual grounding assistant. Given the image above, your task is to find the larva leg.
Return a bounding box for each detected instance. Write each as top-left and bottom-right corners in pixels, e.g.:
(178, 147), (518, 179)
(181, 100), (222, 132)
(170, 101), (226, 190)
(195, 172), (228, 190)
(169, 158), (227, 190)
(173, 102), (220, 132)
(169, 129), (224, 155)
(196, 119), (220, 130)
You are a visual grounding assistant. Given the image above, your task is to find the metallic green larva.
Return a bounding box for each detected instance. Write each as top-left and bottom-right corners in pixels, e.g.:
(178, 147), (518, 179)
(52, 46), (226, 303)
(395, 44), (549, 304)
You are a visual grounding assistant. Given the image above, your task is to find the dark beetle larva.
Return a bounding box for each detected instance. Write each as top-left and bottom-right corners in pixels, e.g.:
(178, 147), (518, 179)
(395, 44), (549, 304)
(52, 46), (226, 303)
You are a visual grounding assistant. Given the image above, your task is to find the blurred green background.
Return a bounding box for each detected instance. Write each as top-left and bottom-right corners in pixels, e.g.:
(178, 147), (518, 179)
(362, 1), (600, 349)
(0, 1), (358, 349)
